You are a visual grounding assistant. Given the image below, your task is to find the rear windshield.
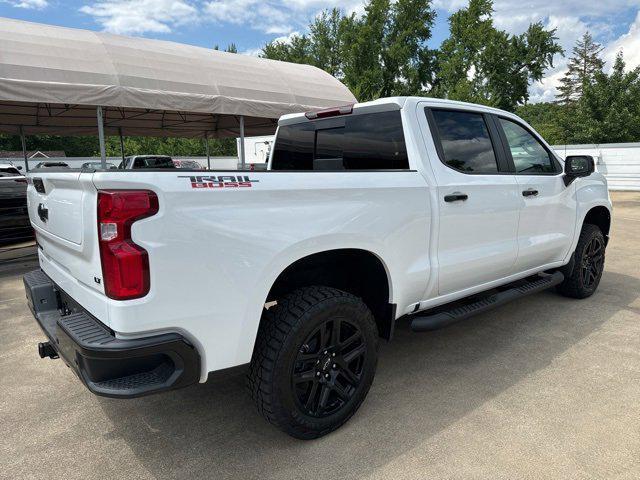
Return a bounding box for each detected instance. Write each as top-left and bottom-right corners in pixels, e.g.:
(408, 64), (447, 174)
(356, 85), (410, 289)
(132, 157), (175, 169)
(271, 110), (409, 170)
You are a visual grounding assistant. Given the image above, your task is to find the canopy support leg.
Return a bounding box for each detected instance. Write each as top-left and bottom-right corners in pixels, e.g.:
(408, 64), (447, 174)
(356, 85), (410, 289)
(20, 125), (29, 172)
(205, 132), (211, 170)
(97, 106), (107, 169)
(119, 127), (125, 164)
(239, 116), (246, 170)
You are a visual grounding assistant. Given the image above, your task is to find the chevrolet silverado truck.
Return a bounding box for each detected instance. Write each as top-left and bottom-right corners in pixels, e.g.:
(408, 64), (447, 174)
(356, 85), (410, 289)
(23, 97), (612, 439)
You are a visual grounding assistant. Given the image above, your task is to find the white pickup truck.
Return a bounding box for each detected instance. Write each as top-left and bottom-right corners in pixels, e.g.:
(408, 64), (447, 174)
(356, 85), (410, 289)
(24, 97), (612, 439)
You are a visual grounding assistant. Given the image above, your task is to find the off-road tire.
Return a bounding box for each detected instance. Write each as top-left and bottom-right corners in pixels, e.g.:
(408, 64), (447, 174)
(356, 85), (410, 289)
(557, 224), (606, 299)
(247, 286), (378, 439)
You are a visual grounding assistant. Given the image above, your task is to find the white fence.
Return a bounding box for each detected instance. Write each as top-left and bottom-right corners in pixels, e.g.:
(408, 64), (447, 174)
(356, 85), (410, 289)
(553, 143), (640, 191)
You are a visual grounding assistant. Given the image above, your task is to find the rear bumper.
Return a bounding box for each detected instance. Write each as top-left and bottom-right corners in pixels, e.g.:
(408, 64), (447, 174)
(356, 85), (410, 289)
(24, 269), (200, 398)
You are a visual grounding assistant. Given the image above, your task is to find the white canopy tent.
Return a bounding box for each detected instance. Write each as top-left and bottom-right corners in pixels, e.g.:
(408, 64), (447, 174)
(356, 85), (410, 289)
(0, 17), (356, 170)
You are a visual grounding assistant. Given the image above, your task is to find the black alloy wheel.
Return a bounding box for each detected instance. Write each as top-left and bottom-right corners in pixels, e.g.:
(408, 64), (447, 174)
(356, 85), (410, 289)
(557, 223), (606, 299)
(247, 286), (378, 439)
(580, 235), (605, 289)
(292, 317), (366, 418)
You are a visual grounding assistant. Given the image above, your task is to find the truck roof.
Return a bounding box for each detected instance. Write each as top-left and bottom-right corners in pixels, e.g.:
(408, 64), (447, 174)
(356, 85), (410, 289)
(278, 96), (516, 126)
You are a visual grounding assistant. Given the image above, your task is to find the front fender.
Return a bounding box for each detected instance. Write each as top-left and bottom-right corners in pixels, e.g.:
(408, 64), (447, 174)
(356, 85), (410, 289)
(564, 173), (612, 261)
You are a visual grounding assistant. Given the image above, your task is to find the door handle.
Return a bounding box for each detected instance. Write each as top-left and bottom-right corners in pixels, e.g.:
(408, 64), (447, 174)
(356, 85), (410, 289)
(444, 192), (468, 202)
(522, 189), (539, 197)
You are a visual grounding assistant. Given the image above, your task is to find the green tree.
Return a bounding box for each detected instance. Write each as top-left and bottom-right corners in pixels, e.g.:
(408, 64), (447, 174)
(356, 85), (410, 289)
(556, 32), (604, 104)
(262, 1), (437, 101)
(516, 102), (569, 145)
(435, 0), (562, 111)
(213, 43), (238, 53)
(571, 52), (640, 143)
(0, 134), (99, 157)
(308, 8), (348, 78)
(0, 133), (236, 160)
(261, 33), (313, 65)
(104, 136), (236, 158)
(343, 0), (437, 99)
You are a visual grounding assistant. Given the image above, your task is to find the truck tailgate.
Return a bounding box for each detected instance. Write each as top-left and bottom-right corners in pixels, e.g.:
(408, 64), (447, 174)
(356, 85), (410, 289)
(27, 171), (104, 297)
(29, 172), (84, 243)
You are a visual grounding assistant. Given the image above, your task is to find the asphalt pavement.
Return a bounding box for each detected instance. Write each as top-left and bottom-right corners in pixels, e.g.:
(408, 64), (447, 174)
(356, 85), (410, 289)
(1, 192), (639, 480)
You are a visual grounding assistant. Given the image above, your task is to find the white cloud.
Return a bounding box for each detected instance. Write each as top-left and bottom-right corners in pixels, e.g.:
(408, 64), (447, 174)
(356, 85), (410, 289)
(3, 0), (48, 8)
(204, 0), (294, 36)
(523, 15), (591, 101)
(435, 0), (640, 25)
(203, 0), (363, 36)
(272, 31), (301, 44)
(604, 11), (640, 70)
(76, 0), (640, 103)
(80, 0), (198, 35)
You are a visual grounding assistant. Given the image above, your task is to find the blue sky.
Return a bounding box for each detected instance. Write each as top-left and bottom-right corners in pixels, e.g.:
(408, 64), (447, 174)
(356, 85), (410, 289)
(2, 0), (640, 102)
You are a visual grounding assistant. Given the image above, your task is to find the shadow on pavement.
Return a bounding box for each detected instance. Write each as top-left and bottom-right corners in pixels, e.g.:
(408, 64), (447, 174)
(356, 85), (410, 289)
(95, 269), (640, 480)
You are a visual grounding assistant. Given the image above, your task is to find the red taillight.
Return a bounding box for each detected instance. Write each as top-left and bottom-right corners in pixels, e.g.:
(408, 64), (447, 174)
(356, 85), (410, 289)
(305, 104), (353, 120)
(97, 190), (159, 300)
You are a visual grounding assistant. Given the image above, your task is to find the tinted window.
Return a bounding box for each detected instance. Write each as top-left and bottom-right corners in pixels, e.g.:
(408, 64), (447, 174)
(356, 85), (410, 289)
(431, 110), (499, 173)
(499, 119), (556, 173)
(315, 127), (344, 170)
(271, 111), (409, 170)
(132, 157), (175, 169)
(0, 167), (21, 177)
(271, 123), (315, 170)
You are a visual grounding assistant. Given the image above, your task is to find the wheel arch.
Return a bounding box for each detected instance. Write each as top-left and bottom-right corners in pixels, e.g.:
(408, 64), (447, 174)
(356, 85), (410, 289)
(583, 205), (611, 243)
(264, 248), (396, 340)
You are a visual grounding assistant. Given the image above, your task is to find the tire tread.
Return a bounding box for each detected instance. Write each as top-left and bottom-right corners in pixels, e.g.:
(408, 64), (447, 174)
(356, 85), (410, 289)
(247, 286), (377, 439)
(557, 223), (605, 299)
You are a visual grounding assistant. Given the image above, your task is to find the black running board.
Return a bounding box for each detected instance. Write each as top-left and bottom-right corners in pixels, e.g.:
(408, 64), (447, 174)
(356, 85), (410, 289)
(410, 271), (564, 332)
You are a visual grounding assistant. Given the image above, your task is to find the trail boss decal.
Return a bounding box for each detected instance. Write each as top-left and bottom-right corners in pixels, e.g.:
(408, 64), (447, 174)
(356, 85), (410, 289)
(179, 175), (260, 189)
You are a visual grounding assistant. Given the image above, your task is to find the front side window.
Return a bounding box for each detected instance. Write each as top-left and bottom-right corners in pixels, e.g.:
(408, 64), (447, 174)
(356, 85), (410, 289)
(499, 118), (556, 174)
(271, 110), (409, 170)
(431, 110), (499, 173)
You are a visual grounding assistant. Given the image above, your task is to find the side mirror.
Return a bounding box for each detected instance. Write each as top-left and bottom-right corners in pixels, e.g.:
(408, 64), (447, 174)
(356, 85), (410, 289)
(564, 155), (594, 186)
(17, 166), (23, 170)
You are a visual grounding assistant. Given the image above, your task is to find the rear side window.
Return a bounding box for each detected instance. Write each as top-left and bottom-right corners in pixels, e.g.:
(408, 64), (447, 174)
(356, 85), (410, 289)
(271, 110), (409, 170)
(430, 110), (499, 173)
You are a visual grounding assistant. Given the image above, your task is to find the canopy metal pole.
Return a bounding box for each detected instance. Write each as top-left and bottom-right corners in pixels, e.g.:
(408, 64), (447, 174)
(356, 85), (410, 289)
(96, 106), (107, 169)
(239, 115), (246, 170)
(19, 125), (29, 172)
(205, 132), (211, 170)
(119, 127), (125, 163)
